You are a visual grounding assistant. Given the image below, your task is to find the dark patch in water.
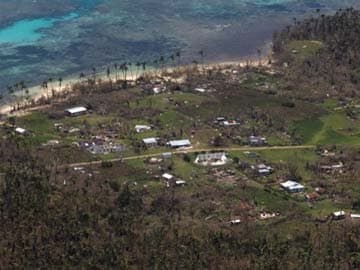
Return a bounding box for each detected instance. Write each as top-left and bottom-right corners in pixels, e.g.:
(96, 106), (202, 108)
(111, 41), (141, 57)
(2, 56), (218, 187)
(261, 4), (289, 12)
(303, 1), (325, 9)
(15, 45), (48, 55)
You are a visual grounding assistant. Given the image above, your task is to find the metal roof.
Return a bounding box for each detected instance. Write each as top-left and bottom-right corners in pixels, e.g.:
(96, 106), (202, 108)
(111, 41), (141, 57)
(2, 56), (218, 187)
(280, 180), (304, 190)
(168, 139), (191, 147)
(65, 106), (87, 114)
(143, 138), (158, 144)
(197, 152), (226, 162)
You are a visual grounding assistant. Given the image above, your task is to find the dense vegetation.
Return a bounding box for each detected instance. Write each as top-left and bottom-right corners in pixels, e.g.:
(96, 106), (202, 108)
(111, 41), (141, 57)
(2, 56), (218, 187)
(273, 8), (360, 100)
(1, 144), (360, 269)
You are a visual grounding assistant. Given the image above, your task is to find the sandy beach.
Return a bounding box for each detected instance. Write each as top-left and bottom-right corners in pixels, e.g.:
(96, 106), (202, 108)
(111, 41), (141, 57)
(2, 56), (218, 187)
(0, 57), (270, 116)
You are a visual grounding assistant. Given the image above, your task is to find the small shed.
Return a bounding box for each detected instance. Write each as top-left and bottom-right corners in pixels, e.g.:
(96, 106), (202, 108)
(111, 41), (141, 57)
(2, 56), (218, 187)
(65, 106), (87, 117)
(332, 211), (346, 220)
(162, 152), (172, 159)
(135, 125), (151, 133)
(15, 127), (27, 135)
(142, 137), (159, 146)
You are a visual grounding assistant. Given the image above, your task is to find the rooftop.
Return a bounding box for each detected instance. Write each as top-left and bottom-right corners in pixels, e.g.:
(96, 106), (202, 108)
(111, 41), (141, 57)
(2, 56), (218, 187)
(65, 106), (87, 114)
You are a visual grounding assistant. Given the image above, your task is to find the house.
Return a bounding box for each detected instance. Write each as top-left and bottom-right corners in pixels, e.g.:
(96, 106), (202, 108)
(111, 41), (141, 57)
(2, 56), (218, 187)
(142, 137), (159, 146)
(249, 136), (267, 146)
(195, 152), (228, 166)
(280, 180), (305, 193)
(215, 117), (226, 123)
(162, 152), (172, 159)
(320, 162), (344, 173)
(15, 127), (27, 135)
(65, 106), (87, 117)
(332, 211), (346, 220)
(350, 214), (360, 219)
(243, 151), (259, 158)
(306, 192), (320, 201)
(162, 173), (174, 180)
(135, 125), (152, 133)
(175, 180), (187, 186)
(229, 219), (241, 225)
(194, 87), (206, 93)
(223, 120), (239, 127)
(167, 139), (191, 149)
(252, 164), (273, 175)
(152, 84), (166, 94)
(148, 157), (163, 164)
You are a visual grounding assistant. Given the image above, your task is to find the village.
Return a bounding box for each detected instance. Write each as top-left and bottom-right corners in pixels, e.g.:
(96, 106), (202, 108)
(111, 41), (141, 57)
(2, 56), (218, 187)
(2, 57), (360, 229)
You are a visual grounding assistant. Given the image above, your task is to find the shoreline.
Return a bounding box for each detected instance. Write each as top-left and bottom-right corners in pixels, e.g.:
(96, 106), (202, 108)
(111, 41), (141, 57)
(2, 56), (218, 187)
(0, 54), (271, 116)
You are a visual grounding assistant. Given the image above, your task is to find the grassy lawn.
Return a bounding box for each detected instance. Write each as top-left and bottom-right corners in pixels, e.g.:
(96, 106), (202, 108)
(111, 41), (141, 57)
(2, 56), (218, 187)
(294, 111), (360, 145)
(287, 40), (324, 61)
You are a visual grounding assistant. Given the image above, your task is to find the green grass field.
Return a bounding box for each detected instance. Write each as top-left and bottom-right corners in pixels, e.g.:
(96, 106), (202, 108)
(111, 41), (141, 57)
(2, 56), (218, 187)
(294, 112), (360, 145)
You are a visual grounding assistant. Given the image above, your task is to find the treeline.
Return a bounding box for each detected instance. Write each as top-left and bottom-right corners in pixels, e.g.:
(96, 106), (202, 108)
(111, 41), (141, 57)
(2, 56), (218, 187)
(0, 143), (360, 269)
(273, 7), (360, 99)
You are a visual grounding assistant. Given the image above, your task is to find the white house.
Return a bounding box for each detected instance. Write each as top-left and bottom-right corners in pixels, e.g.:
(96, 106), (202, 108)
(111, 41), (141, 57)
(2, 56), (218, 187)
(195, 152), (228, 166)
(280, 180), (305, 193)
(223, 120), (239, 127)
(194, 88), (206, 93)
(229, 219), (241, 225)
(175, 180), (187, 186)
(65, 106), (87, 117)
(162, 173), (174, 180)
(135, 125), (151, 133)
(15, 127), (27, 135)
(332, 211), (346, 220)
(350, 214), (360, 219)
(252, 164), (273, 175)
(167, 139), (191, 149)
(249, 136), (267, 146)
(142, 137), (159, 146)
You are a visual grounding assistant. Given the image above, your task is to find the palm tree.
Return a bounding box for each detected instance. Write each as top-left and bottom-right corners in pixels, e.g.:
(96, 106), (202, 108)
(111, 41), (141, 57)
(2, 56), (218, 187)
(106, 66), (111, 82)
(79, 72), (85, 83)
(169, 54), (175, 67)
(58, 77), (63, 92)
(7, 85), (14, 95)
(176, 51), (181, 67)
(198, 50), (205, 65)
(41, 80), (49, 100)
(128, 62), (134, 80)
(159, 56), (165, 71)
(19, 81), (26, 100)
(135, 62), (141, 79)
(114, 63), (119, 81)
(120, 63), (128, 82)
(92, 67), (97, 83)
(48, 77), (55, 98)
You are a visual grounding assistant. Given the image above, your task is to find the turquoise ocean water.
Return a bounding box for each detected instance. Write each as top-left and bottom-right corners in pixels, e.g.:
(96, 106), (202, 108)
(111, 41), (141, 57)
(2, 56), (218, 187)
(0, 0), (359, 94)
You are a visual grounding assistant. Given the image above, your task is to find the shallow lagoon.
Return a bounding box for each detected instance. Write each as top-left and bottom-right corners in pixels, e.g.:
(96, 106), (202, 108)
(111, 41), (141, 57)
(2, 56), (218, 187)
(0, 0), (360, 93)
(0, 13), (78, 45)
